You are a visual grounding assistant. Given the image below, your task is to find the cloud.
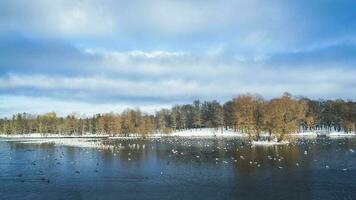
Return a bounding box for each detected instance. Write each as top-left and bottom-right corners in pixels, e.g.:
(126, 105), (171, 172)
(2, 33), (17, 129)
(1, 0), (355, 52)
(1, 1), (356, 116)
(1, 37), (356, 116)
(266, 41), (356, 67)
(0, 95), (169, 118)
(0, 74), (204, 101)
(0, 0), (115, 36)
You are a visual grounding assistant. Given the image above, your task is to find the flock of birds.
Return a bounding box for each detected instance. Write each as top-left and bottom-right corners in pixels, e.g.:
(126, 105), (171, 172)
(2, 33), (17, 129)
(1, 136), (355, 184)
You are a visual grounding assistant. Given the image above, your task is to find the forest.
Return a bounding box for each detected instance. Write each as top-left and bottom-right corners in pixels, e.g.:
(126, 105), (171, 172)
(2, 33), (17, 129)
(1, 93), (356, 141)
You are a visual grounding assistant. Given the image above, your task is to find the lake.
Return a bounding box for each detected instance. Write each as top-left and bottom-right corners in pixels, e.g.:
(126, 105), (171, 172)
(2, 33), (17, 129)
(0, 137), (355, 200)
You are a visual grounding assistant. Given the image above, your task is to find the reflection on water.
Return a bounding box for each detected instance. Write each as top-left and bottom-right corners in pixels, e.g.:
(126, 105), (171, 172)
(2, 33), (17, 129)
(0, 137), (355, 200)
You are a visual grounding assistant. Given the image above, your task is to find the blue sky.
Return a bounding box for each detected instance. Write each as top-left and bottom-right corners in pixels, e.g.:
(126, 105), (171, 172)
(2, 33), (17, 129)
(1, 0), (356, 117)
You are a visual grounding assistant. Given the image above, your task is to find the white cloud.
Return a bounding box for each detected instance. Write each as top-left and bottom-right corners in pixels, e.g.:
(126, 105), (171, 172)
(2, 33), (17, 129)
(0, 0), (302, 48)
(0, 95), (170, 118)
(0, 0), (115, 36)
(1, 0), (356, 116)
(2, 47), (356, 109)
(1, 0), (355, 56)
(0, 74), (203, 98)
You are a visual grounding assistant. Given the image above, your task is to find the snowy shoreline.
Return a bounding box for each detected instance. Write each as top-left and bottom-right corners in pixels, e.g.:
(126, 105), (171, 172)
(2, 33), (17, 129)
(1, 129), (355, 140)
(252, 140), (290, 146)
(1, 138), (113, 149)
(169, 129), (247, 137)
(0, 133), (110, 139)
(0, 129), (247, 139)
(290, 132), (318, 137)
(1, 129), (355, 148)
(328, 132), (356, 137)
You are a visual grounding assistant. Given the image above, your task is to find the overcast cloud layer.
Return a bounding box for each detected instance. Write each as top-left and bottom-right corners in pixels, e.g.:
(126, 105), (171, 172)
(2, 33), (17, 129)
(1, 0), (356, 117)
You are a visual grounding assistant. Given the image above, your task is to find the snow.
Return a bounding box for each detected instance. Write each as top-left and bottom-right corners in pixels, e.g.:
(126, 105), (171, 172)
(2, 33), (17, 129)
(290, 132), (318, 137)
(170, 128), (247, 137)
(1, 129), (354, 140)
(0, 129), (247, 139)
(108, 136), (141, 139)
(328, 132), (356, 137)
(258, 132), (273, 137)
(4, 138), (113, 149)
(290, 131), (356, 137)
(0, 133), (109, 138)
(251, 140), (290, 146)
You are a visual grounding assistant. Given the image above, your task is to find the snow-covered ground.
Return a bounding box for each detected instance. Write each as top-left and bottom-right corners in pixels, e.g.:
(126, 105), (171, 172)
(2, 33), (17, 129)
(1, 129), (355, 139)
(328, 132), (356, 137)
(0, 133), (109, 138)
(251, 138), (289, 146)
(5, 138), (113, 149)
(170, 129), (247, 137)
(290, 132), (318, 137)
(108, 136), (141, 139)
(251, 140), (290, 146)
(109, 135), (163, 139)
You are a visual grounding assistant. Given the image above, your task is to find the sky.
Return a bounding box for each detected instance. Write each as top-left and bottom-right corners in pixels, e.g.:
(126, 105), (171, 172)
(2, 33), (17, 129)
(1, 0), (356, 117)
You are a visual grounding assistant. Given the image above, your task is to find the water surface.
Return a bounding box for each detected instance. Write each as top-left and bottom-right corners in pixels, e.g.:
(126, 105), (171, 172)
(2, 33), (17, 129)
(0, 137), (355, 200)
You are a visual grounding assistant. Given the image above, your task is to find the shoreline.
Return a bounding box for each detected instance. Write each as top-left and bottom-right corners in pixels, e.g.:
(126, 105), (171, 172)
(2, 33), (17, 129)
(1, 130), (355, 140)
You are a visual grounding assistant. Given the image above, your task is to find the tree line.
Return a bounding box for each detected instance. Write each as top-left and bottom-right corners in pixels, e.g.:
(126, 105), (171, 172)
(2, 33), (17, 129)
(1, 93), (355, 140)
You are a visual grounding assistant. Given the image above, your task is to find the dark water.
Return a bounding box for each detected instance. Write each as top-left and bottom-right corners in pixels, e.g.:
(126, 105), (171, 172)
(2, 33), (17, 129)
(0, 137), (355, 200)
